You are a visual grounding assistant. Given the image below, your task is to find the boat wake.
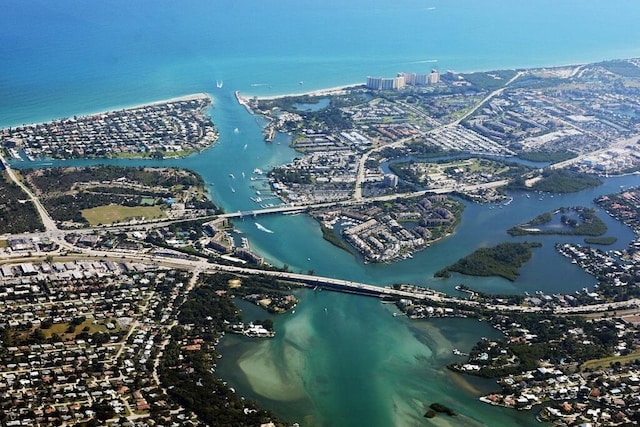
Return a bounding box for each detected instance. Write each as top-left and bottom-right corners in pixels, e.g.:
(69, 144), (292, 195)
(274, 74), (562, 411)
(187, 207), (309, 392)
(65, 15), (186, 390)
(255, 222), (274, 233)
(409, 59), (438, 64)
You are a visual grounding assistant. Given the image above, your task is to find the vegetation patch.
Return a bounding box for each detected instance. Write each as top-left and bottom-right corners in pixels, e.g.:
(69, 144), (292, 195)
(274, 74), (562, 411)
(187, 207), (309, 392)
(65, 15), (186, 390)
(600, 59), (640, 78)
(36, 317), (118, 344)
(508, 207), (607, 237)
(580, 350), (640, 372)
(517, 150), (577, 163)
(435, 242), (542, 281)
(427, 402), (456, 417)
(82, 204), (165, 226)
(510, 169), (601, 193)
(318, 222), (352, 252)
(584, 236), (618, 245)
(23, 165), (218, 226)
(460, 69), (517, 90)
(390, 157), (531, 188)
(0, 172), (43, 233)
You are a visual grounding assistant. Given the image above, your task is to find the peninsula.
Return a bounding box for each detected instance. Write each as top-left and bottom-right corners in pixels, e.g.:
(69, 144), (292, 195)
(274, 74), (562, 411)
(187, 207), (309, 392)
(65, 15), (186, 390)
(0, 94), (218, 160)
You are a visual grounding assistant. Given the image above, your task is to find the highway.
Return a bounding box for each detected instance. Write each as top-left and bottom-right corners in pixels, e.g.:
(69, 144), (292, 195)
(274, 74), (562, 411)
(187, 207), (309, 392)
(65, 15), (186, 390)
(0, 152), (59, 235)
(448, 71), (524, 127)
(23, 246), (638, 317)
(1, 68), (634, 318)
(352, 71), (523, 199)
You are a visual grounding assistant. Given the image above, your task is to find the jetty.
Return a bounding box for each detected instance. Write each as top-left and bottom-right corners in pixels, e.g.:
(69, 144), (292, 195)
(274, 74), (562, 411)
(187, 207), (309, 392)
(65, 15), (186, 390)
(235, 91), (254, 114)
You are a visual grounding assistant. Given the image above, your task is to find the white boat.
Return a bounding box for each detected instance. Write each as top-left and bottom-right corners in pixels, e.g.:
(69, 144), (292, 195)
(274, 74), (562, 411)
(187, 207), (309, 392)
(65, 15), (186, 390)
(216, 80), (223, 88)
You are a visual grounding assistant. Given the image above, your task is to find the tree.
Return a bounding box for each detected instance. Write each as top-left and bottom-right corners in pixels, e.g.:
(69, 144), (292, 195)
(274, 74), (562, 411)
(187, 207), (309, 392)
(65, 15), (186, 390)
(93, 400), (115, 421)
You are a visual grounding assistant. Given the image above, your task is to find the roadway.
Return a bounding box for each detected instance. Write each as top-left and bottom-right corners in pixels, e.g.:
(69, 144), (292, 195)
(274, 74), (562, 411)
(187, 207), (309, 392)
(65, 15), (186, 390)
(353, 71), (523, 199)
(550, 135), (640, 170)
(0, 152), (59, 235)
(1, 68), (632, 318)
(25, 247), (638, 317)
(449, 71), (524, 127)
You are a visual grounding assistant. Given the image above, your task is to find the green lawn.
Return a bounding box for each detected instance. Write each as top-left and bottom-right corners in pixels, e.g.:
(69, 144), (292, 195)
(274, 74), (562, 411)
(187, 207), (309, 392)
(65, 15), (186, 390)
(82, 204), (166, 226)
(580, 350), (640, 371)
(42, 318), (115, 339)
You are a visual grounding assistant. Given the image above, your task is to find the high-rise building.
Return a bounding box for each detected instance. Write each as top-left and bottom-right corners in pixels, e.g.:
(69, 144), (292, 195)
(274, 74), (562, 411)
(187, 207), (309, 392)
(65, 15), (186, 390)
(366, 76), (383, 90)
(398, 72), (417, 85)
(367, 75), (406, 90)
(428, 69), (440, 84)
(393, 76), (405, 89)
(415, 74), (429, 85)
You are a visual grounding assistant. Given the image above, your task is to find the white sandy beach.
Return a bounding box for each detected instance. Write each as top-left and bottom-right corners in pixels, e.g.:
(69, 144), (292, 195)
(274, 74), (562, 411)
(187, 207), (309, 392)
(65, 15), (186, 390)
(242, 83), (364, 101)
(2, 93), (212, 130)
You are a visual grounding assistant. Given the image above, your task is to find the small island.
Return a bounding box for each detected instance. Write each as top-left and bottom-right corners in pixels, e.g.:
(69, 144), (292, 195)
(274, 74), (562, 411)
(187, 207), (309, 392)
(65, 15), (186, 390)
(424, 402), (457, 418)
(435, 241), (542, 281)
(508, 206), (607, 237)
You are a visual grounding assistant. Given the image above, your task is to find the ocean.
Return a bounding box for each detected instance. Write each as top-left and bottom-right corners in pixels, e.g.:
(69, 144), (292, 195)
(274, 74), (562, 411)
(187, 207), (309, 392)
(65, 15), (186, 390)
(3, 1), (640, 425)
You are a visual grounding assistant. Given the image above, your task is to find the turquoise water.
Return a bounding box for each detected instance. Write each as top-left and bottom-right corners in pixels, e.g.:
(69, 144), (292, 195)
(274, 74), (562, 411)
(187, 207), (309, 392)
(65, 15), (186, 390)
(3, 1), (640, 425)
(4, 0), (640, 127)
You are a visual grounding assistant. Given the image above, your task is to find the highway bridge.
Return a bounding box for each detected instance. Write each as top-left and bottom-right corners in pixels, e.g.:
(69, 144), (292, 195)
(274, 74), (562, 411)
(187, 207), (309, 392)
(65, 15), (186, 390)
(217, 180), (507, 219)
(218, 205), (308, 219)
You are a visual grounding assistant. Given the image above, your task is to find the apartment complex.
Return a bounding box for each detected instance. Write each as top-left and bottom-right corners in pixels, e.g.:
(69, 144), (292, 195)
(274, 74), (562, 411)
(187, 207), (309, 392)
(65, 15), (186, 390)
(366, 69), (440, 90)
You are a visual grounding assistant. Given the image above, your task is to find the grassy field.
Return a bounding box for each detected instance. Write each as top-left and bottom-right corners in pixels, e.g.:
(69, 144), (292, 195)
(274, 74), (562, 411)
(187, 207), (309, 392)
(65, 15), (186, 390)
(82, 204), (165, 226)
(580, 350), (640, 371)
(42, 318), (117, 339)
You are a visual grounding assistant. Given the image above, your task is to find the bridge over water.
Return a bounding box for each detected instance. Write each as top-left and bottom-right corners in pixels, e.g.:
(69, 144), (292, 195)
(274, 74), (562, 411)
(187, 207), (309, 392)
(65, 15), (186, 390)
(210, 263), (453, 303)
(218, 205), (308, 219)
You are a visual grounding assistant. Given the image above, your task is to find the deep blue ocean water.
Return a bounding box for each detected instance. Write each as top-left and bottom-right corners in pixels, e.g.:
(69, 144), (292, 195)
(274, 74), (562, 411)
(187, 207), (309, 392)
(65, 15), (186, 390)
(4, 0), (640, 127)
(3, 1), (640, 425)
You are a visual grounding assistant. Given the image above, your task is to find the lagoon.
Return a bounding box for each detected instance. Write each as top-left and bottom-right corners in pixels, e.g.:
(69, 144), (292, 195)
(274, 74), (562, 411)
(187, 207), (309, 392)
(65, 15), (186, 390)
(4, 1), (640, 425)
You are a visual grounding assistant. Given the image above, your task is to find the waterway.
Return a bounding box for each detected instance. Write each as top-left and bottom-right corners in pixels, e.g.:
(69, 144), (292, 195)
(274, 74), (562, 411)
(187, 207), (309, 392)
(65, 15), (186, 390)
(4, 1), (640, 425)
(13, 110), (640, 427)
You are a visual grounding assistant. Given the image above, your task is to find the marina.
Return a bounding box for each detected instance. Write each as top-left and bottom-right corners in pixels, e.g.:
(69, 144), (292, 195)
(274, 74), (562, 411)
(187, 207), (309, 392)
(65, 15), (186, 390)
(3, 1), (640, 426)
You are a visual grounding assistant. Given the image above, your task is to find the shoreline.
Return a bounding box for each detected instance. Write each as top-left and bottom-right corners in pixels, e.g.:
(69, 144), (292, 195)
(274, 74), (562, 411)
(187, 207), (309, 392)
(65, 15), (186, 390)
(1, 93), (212, 130)
(117, 92), (211, 111)
(241, 83), (365, 102)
